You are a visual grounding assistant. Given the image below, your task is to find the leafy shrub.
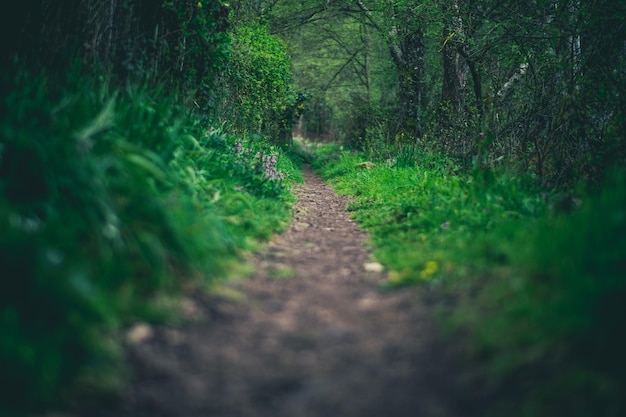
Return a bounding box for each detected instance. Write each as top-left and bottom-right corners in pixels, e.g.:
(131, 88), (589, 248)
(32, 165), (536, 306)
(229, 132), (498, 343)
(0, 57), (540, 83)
(217, 22), (295, 142)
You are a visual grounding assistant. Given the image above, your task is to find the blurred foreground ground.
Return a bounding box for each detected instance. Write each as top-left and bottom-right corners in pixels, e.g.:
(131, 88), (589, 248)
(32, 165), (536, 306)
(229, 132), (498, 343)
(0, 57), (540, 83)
(86, 166), (479, 417)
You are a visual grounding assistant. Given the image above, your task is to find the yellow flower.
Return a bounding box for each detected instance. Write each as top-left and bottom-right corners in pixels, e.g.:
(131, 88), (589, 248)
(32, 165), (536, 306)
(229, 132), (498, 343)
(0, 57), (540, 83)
(388, 271), (402, 284)
(420, 261), (439, 280)
(388, 268), (412, 285)
(197, 1), (202, 8)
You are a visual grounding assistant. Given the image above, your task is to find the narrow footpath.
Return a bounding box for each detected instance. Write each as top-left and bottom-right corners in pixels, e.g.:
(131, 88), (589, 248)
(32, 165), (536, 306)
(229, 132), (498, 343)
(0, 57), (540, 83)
(90, 165), (476, 417)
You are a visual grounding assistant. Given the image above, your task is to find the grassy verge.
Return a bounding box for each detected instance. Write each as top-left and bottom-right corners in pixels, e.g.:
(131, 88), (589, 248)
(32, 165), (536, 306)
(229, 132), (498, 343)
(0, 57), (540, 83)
(0, 68), (301, 417)
(309, 140), (626, 417)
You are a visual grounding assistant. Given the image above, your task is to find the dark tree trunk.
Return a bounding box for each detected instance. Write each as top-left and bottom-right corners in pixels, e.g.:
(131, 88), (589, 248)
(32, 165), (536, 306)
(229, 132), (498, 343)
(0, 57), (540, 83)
(354, 0), (425, 141)
(395, 25), (425, 140)
(440, 1), (467, 122)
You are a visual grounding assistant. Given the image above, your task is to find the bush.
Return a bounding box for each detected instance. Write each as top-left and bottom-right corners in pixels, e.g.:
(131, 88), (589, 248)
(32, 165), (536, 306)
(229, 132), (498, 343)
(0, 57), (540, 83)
(217, 22), (296, 142)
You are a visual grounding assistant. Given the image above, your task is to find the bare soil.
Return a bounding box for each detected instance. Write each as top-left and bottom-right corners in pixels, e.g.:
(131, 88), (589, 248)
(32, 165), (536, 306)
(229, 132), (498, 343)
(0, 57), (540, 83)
(88, 165), (478, 417)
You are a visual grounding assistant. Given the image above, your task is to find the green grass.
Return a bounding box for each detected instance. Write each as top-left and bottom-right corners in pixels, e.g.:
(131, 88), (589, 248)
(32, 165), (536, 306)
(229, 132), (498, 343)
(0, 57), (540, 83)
(311, 142), (626, 417)
(313, 142), (546, 286)
(0, 67), (301, 417)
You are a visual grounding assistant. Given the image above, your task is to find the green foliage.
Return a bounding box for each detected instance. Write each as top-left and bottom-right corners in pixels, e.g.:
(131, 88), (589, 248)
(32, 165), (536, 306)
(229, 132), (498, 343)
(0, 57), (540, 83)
(315, 144), (546, 287)
(312, 143), (625, 417)
(171, 129), (301, 241)
(156, 0), (234, 115)
(449, 170), (626, 417)
(265, 0), (626, 186)
(218, 22), (295, 142)
(0, 70), (181, 415)
(285, 7), (399, 143)
(0, 67), (299, 417)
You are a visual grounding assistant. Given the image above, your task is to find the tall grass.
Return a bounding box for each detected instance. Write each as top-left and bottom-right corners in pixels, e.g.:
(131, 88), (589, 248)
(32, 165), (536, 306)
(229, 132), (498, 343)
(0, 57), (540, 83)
(311, 141), (626, 417)
(0, 67), (300, 417)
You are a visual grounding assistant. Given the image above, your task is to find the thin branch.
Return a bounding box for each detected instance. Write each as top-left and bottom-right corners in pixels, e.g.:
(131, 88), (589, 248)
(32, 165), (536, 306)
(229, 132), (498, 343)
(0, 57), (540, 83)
(353, 0), (403, 65)
(323, 49), (362, 91)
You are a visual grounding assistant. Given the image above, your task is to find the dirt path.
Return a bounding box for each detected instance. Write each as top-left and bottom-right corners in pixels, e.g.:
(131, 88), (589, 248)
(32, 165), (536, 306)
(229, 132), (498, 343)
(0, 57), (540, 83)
(89, 166), (474, 417)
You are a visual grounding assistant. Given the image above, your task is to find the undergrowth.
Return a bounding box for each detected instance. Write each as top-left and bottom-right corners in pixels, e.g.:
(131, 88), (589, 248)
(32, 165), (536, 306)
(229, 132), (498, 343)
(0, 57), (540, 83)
(310, 140), (626, 417)
(0, 68), (300, 417)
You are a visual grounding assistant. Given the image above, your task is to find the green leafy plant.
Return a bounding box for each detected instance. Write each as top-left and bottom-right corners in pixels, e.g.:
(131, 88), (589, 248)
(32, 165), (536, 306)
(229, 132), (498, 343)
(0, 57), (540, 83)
(0, 65), (300, 417)
(218, 22), (295, 142)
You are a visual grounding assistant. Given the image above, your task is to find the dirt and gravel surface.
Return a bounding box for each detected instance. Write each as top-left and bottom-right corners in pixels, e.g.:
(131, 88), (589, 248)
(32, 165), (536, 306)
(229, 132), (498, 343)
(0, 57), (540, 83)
(88, 165), (479, 417)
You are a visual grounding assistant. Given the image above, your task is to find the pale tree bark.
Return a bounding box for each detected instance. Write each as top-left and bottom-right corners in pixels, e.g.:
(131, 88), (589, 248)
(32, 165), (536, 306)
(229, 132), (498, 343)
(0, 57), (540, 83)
(361, 22), (372, 105)
(496, 62), (528, 101)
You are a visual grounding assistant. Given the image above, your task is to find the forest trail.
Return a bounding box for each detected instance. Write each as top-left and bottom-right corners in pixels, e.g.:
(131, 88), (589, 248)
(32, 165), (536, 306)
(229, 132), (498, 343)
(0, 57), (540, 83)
(90, 165), (475, 417)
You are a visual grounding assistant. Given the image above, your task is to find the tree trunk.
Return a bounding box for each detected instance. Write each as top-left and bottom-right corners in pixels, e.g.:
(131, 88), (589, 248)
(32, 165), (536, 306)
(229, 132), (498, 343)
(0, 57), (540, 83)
(395, 25), (425, 140)
(361, 22), (372, 105)
(354, 0), (425, 141)
(440, 0), (466, 121)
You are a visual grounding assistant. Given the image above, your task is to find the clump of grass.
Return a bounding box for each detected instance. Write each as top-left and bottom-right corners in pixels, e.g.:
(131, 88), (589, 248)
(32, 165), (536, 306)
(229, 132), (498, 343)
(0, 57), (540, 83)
(312, 143), (625, 417)
(170, 128), (300, 244)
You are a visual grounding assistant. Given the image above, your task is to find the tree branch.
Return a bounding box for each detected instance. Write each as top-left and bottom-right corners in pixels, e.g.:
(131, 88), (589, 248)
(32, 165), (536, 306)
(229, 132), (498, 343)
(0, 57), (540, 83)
(353, 0), (403, 66)
(323, 48), (363, 91)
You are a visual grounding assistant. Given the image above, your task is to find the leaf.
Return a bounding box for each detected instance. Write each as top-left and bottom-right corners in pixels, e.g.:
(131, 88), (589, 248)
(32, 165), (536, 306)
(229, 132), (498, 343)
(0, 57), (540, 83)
(125, 153), (167, 181)
(73, 98), (116, 142)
